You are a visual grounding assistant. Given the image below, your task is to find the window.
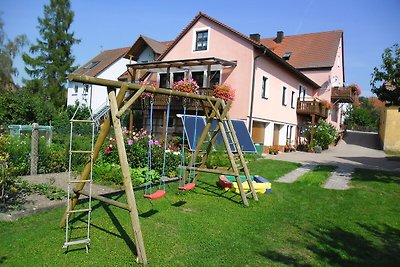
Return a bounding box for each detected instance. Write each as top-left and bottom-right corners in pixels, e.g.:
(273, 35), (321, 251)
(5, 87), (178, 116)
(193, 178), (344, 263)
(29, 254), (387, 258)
(299, 85), (306, 101)
(191, 71), (204, 87)
(84, 61), (100, 69)
(262, 76), (269, 99)
(159, 73), (168, 88)
(195, 30), (208, 51)
(173, 72), (184, 83)
(73, 84), (78, 95)
(282, 86), (287, 106)
(209, 71), (220, 87)
(83, 84), (89, 95)
(291, 91), (295, 108)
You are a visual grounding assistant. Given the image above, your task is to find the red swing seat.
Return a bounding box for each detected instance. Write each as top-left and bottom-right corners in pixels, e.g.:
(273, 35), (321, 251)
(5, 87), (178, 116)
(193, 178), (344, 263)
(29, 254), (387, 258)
(144, 189), (166, 200)
(178, 182), (196, 191)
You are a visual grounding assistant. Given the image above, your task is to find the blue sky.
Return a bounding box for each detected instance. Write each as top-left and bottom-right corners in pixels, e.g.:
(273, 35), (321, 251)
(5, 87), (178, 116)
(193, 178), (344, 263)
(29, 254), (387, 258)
(1, 0), (399, 97)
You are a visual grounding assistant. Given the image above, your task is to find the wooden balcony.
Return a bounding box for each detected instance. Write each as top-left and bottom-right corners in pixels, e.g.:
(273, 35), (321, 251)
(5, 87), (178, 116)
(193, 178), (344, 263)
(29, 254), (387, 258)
(296, 100), (328, 118)
(129, 88), (214, 110)
(331, 87), (356, 103)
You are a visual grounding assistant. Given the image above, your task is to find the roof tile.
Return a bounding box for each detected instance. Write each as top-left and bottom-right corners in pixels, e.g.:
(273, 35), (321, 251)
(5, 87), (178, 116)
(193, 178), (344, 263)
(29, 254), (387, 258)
(261, 30), (343, 69)
(73, 47), (129, 77)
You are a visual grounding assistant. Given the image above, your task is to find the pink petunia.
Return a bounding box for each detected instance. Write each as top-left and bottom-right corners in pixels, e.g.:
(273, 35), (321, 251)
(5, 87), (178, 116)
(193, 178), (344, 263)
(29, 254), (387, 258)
(105, 147), (111, 155)
(127, 139), (133, 146)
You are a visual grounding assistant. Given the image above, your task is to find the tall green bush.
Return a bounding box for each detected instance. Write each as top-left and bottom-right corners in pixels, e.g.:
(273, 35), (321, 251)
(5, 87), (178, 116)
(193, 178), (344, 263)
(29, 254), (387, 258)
(312, 120), (339, 148)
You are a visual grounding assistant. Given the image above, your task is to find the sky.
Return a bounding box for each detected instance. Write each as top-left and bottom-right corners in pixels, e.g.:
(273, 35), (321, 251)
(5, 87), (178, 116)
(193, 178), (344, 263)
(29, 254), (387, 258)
(1, 0), (399, 97)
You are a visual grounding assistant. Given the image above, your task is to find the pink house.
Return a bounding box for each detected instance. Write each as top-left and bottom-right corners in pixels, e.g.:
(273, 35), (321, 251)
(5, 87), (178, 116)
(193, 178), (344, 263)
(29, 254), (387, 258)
(126, 12), (346, 151)
(72, 12), (351, 151)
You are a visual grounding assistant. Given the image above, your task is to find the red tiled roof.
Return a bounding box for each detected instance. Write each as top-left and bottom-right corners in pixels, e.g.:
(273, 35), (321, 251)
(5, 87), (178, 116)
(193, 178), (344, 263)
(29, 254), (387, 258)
(125, 35), (170, 60)
(261, 30), (343, 69)
(73, 47), (129, 77)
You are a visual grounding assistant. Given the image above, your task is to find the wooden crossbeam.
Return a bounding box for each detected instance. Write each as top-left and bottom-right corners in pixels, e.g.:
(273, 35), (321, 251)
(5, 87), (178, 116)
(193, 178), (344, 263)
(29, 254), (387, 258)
(78, 190), (130, 211)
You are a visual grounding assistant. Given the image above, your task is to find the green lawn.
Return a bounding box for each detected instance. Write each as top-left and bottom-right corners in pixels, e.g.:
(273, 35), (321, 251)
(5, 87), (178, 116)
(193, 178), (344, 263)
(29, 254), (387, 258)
(1, 159), (399, 266)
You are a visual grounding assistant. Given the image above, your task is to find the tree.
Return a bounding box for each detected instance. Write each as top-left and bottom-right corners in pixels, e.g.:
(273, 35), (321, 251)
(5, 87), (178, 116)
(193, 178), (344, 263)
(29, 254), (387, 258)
(22, 0), (80, 107)
(0, 14), (27, 90)
(371, 44), (400, 106)
(344, 97), (380, 129)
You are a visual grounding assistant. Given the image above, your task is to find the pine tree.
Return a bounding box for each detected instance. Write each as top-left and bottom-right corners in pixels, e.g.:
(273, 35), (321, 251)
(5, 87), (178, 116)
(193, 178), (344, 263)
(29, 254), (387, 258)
(23, 0), (80, 107)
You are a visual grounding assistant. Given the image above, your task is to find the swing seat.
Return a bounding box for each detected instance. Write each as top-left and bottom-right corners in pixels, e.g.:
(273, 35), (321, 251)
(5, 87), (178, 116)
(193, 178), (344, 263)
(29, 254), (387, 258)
(178, 183), (196, 191)
(144, 189), (166, 200)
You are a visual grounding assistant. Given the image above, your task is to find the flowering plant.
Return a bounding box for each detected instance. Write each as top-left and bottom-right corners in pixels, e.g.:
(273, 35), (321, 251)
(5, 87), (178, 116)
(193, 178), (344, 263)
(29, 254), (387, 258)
(139, 81), (158, 99)
(172, 79), (199, 94)
(348, 83), (362, 95)
(320, 99), (333, 110)
(212, 83), (235, 101)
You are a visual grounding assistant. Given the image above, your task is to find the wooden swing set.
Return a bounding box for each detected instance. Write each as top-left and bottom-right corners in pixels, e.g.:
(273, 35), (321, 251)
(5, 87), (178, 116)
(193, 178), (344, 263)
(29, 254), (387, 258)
(60, 74), (258, 265)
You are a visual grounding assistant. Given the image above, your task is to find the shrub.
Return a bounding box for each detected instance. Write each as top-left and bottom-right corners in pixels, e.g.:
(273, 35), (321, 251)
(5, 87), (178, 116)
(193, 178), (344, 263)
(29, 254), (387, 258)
(312, 120), (339, 149)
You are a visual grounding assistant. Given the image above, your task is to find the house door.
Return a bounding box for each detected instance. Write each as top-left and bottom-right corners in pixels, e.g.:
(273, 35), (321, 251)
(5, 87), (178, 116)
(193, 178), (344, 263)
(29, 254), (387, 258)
(273, 124), (281, 146)
(251, 121), (265, 144)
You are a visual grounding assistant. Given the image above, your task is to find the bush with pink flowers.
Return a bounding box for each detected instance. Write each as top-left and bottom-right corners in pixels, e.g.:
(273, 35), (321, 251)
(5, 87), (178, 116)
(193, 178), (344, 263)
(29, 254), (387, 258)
(99, 128), (182, 183)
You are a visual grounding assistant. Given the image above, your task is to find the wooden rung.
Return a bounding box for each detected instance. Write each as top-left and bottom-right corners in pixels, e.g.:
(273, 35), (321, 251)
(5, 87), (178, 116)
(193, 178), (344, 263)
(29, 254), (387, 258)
(67, 208), (91, 214)
(63, 238), (90, 248)
(70, 119), (95, 123)
(70, 150), (92, 154)
(69, 179), (91, 183)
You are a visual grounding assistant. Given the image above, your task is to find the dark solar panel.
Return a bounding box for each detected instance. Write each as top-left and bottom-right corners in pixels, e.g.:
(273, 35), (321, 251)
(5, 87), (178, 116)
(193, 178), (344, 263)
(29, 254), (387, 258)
(231, 120), (257, 153)
(179, 115), (256, 153)
(180, 115), (206, 151)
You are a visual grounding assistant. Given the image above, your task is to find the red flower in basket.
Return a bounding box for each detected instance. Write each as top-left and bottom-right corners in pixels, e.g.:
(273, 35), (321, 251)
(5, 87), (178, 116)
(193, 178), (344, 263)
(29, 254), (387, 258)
(213, 83), (235, 101)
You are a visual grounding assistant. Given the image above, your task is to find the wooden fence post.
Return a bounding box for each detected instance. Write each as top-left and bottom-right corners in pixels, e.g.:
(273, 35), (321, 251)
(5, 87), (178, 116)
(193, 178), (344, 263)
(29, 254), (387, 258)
(30, 123), (39, 175)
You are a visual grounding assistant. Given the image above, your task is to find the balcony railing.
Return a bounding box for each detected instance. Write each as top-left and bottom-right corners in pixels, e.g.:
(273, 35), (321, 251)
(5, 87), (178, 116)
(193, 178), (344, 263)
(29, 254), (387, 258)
(129, 88), (214, 110)
(296, 100), (328, 118)
(331, 87), (355, 103)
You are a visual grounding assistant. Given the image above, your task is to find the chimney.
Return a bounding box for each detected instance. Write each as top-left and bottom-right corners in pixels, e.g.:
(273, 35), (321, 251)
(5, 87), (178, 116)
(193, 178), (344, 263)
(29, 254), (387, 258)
(249, 33), (260, 43)
(276, 31), (284, 43)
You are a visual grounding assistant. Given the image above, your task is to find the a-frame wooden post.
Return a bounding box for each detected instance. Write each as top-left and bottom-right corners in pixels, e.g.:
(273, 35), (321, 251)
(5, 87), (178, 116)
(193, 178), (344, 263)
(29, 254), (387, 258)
(108, 87), (147, 265)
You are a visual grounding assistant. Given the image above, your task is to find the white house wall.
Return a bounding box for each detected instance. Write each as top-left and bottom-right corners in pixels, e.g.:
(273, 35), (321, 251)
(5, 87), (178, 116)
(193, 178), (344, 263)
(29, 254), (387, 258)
(67, 57), (130, 111)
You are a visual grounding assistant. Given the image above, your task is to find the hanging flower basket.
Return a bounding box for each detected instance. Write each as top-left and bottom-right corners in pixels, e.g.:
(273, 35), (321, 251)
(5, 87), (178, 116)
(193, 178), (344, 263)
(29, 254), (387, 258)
(172, 79), (199, 94)
(139, 81), (158, 109)
(212, 83), (235, 101)
(348, 83), (362, 95)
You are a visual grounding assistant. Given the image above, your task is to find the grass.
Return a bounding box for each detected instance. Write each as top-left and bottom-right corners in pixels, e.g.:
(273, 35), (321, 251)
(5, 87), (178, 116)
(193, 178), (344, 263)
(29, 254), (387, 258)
(1, 159), (399, 266)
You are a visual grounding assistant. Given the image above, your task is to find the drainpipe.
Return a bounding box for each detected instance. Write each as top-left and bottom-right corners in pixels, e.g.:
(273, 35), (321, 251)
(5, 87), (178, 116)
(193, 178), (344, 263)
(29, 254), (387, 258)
(248, 47), (267, 133)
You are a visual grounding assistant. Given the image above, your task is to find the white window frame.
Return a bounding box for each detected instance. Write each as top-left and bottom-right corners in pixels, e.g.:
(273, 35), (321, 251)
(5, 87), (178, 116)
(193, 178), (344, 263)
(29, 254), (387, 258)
(193, 27), (210, 52)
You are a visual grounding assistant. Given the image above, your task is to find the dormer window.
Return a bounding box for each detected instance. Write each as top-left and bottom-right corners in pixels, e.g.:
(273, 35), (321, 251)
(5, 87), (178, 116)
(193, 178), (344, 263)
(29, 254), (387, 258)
(282, 51), (292, 60)
(194, 29), (209, 51)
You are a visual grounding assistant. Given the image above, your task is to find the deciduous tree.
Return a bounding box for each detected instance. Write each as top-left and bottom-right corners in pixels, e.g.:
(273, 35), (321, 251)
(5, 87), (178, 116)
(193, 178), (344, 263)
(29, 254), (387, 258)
(0, 15), (27, 90)
(371, 44), (400, 105)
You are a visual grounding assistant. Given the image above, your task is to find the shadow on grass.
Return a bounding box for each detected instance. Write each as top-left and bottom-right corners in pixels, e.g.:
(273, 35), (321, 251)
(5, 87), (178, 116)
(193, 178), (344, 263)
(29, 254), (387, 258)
(66, 192), (137, 257)
(0, 256), (7, 264)
(101, 203), (138, 256)
(352, 168), (400, 184)
(260, 223), (400, 266)
(195, 179), (242, 205)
